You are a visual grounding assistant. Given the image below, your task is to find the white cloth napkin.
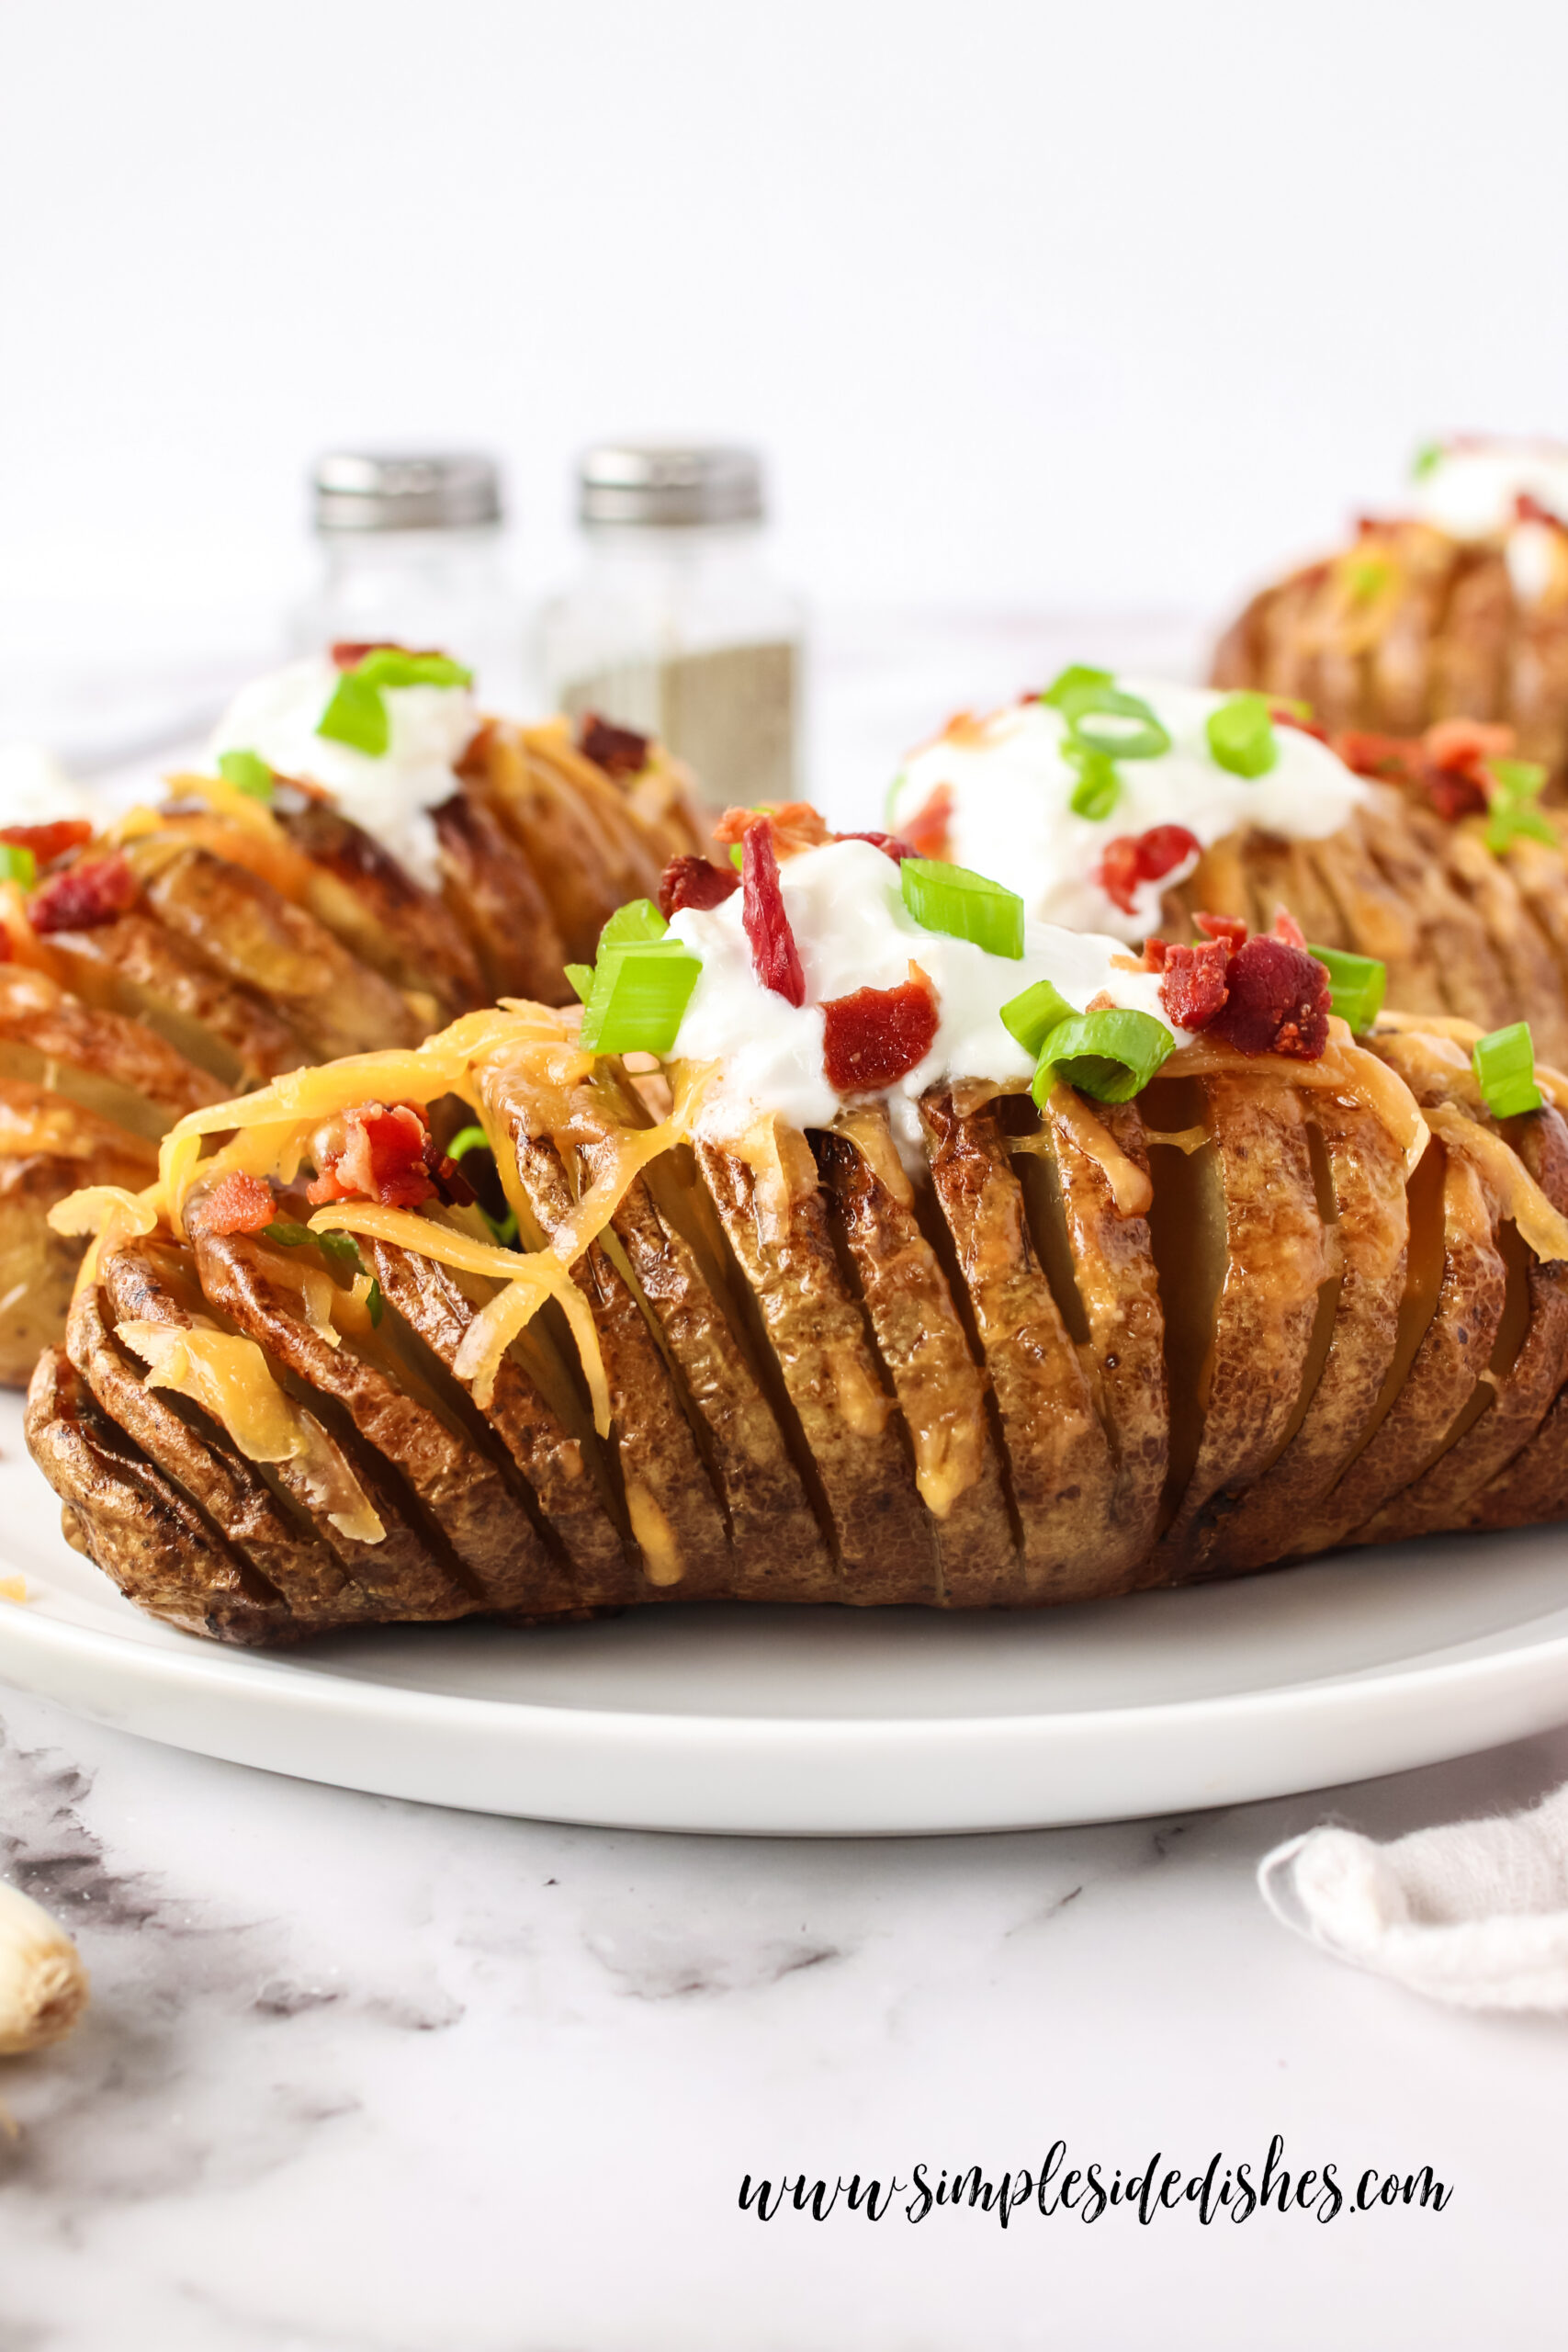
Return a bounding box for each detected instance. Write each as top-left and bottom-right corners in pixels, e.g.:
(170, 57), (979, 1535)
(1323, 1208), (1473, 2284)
(1258, 1784), (1568, 2010)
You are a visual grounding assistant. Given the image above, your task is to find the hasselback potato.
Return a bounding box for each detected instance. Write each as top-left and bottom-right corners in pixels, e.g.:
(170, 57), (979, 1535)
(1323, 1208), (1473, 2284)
(1211, 438), (1568, 781)
(28, 820), (1568, 1643)
(0, 648), (707, 1384)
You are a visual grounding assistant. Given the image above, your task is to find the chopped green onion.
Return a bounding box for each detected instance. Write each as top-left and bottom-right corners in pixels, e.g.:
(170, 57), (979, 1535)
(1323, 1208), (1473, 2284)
(263, 1220), (364, 1274)
(1000, 978), (1076, 1057)
(1040, 665), (1114, 713)
(1066, 745), (1120, 820)
(482, 1204), (519, 1247)
(1206, 693), (1279, 780)
(1041, 668), (1169, 761)
(445, 1125), (491, 1163)
(1306, 944), (1386, 1034)
(901, 857), (1024, 959)
(578, 939), (703, 1055)
(1346, 553), (1392, 605)
(728, 842), (745, 869)
(317, 669), (389, 757)
(315, 647), (473, 759)
(0, 844), (37, 888)
(564, 962), (596, 1004)
(1412, 441), (1445, 481)
(599, 898), (668, 952)
(1485, 758), (1557, 854)
(1032, 1008), (1175, 1107)
(353, 649), (472, 692)
(217, 749), (275, 801)
(1472, 1022), (1543, 1118)
(365, 1276), (384, 1329)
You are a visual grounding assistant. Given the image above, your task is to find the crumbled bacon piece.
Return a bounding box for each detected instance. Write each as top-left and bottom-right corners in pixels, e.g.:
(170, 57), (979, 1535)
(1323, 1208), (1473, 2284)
(1337, 729), (1421, 785)
(822, 973), (938, 1093)
(0, 929), (12, 965)
(1208, 936), (1331, 1058)
(658, 854), (739, 919)
(1269, 703), (1328, 743)
(741, 822), (805, 1006)
(329, 639), (439, 668)
(306, 1102), (437, 1210)
(714, 802), (832, 860)
(1194, 910), (1247, 955)
(1098, 823), (1201, 915)
(1141, 937), (1169, 972)
(1515, 493), (1566, 528)
(579, 712), (650, 779)
(192, 1171), (276, 1237)
(28, 854), (137, 933)
(835, 830), (914, 864)
(1271, 908), (1307, 950)
(1157, 940), (1230, 1032)
(902, 784), (953, 862)
(0, 820), (93, 865)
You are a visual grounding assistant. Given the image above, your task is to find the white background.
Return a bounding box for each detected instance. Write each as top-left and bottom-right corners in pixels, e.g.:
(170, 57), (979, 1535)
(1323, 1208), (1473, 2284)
(2, 0), (1565, 656)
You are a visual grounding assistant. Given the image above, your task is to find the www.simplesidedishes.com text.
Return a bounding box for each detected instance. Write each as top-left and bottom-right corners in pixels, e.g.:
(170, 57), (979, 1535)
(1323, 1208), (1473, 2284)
(739, 2137), (1452, 2228)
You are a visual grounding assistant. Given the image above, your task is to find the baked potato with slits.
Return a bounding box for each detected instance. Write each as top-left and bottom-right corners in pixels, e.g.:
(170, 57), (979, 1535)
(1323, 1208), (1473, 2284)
(28, 997), (1568, 1642)
(0, 691), (713, 1385)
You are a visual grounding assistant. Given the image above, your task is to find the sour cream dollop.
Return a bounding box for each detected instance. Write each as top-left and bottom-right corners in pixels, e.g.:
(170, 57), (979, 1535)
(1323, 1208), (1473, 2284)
(886, 679), (1370, 944)
(0, 744), (95, 831)
(207, 654), (480, 889)
(667, 836), (1184, 1164)
(1409, 439), (1568, 540)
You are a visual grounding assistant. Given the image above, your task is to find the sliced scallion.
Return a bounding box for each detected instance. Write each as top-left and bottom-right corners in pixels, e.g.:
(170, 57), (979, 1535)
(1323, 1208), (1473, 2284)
(1000, 978), (1076, 1057)
(1032, 1008), (1175, 1107)
(264, 1219), (365, 1274)
(317, 669), (389, 757)
(1472, 1022), (1543, 1118)
(564, 963), (596, 1005)
(599, 898), (669, 952)
(900, 857), (1024, 959)
(217, 749), (275, 801)
(578, 939), (702, 1055)
(1206, 693), (1279, 780)
(0, 844), (37, 888)
(366, 1277), (384, 1329)
(1066, 745), (1120, 820)
(445, 1125), (491, 1163)
(1485, 758), (1556, 854)
(1306, 943), (1386, 1034)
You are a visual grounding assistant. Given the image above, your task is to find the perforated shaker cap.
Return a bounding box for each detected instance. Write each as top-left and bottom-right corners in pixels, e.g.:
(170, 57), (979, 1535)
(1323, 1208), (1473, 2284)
(578, 443), (764, 528)
(313, 452), (503, 534)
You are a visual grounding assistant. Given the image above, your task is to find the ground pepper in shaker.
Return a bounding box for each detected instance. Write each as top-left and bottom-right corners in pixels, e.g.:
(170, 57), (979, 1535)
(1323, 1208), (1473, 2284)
(540, 443), (803, 807)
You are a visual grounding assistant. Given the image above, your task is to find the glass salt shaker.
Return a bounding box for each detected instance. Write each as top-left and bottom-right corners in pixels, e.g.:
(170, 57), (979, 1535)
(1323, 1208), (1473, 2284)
(539, 443), (803, 807)
(293, 451), (525, 709)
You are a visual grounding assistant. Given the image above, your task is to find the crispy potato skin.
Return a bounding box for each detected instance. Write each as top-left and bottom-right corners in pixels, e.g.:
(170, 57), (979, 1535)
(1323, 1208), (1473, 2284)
(29, 1029), (1568, 1641)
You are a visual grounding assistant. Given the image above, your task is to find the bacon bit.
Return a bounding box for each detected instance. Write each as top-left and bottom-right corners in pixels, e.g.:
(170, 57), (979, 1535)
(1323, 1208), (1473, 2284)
(1141, 938), (1170, 972)
(28, 854), (137, 934)
(714, 802), (832, 860)
(741, 821), (805, 1006)
(1515, 493), (1567, 529)
(306, 1102), (436, 1211)
(1194, 910), (1247, 956)
(1269, 702), (1328, 743)
(0, 930), (12, 965)
(835, 830), (914, 864)
(579, 713), (650, 779)
(423, 1135), (476, 1207)
(902, 784), (954, 862)
(329, 639), (441, 668)
(1208, 936), (1331, 1058)
(1098, 824), (1201, 916)
(193, 1171), (276, 1238)
(822, 971), (938, 1093)
(0, 820), (93, 865)
(1158, 940), (1230, 1032)
(658, 854), (739, 919)
(1337, 729), (1421, 785)
(1271, 908), (1307, 950)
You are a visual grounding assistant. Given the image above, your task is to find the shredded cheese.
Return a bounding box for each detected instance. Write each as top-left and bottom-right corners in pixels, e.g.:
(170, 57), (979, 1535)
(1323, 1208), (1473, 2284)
(1427, 1103), (1568, 1264)
(116, 1319), (383, 1543)
(1043, 1085), (1153, 1218)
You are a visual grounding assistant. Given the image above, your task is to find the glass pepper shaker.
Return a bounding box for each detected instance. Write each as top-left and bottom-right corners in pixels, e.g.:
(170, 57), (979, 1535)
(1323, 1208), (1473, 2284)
(539, 442), (803, 807)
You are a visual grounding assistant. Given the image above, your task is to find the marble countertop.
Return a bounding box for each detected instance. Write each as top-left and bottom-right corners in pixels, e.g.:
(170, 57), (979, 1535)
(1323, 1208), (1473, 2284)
(2, 1684), (1564, 2352)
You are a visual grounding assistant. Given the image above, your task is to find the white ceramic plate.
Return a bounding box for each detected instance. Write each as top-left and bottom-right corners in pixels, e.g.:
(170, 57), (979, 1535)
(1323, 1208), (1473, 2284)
(4, 1390), (1568, 1833)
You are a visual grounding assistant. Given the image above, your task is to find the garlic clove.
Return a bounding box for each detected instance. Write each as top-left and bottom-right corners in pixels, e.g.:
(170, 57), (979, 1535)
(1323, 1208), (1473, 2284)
(0, 1880), (89, 2055)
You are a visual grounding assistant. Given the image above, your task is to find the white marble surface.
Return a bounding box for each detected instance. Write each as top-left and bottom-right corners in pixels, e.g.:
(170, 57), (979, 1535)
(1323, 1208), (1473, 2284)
(0, 1683), (1564, 2351)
